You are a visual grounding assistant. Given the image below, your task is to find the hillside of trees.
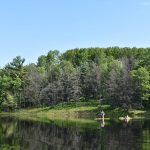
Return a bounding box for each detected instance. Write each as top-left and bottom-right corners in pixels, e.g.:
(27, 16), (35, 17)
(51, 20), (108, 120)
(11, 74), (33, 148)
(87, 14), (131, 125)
(0, 47), (149, 111)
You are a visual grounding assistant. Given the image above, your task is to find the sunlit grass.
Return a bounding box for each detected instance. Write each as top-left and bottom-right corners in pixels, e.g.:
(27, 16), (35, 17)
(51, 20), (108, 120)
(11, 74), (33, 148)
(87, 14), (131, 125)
(1, 101), (150, 121)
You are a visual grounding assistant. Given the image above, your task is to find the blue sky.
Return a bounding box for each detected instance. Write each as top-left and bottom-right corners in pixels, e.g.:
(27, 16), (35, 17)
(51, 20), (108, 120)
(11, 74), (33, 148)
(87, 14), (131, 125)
(0, 0), (150, 67)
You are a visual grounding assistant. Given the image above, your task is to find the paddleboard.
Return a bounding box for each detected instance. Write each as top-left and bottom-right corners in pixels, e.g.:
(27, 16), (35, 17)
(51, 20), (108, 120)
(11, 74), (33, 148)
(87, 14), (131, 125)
(95, 118), (110, 121)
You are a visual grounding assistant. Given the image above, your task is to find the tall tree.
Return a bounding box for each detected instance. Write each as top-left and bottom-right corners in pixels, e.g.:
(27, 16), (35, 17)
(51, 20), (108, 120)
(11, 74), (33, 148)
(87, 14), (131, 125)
(4, 56), (26, 107)
(131, 67), (150, 106)
(22, 64), (46, 107)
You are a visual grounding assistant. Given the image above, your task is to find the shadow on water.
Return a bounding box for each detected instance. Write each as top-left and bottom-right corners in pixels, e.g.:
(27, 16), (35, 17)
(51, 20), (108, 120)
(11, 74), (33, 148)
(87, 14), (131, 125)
(0, 116), (150, 150)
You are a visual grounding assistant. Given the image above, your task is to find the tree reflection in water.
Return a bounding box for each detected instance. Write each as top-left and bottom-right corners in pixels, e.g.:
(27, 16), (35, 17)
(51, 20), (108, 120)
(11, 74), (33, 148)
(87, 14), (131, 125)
(0, 117), (150, 150)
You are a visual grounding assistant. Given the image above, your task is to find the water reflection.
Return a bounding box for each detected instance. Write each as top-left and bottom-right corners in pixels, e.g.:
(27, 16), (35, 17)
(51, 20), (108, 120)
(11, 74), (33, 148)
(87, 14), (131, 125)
(99, 118), (105, 128)
(0, 117), (150, 150)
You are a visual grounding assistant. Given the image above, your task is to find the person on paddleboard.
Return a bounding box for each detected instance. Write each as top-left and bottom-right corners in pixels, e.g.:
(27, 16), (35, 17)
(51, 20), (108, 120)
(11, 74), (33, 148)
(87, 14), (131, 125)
(99, 110), (105, 118)
(124, 115), (130, 122)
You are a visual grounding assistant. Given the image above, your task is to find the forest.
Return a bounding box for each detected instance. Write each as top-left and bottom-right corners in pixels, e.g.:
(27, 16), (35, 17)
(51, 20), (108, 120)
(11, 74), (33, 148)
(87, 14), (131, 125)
(0, 47), (149, 111)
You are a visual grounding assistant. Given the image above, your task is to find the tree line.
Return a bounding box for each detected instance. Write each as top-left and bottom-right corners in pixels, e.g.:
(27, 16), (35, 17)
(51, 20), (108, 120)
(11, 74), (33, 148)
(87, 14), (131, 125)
(0, 47), (149, 111)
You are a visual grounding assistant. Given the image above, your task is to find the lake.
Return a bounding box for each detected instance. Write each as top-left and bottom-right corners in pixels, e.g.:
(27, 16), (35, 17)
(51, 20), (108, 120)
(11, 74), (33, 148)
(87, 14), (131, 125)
(0, 117), (150, 150)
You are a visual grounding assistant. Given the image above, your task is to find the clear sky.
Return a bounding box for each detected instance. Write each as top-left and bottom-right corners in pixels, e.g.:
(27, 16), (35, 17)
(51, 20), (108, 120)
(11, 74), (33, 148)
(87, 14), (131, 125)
(0, 0), (150, 67)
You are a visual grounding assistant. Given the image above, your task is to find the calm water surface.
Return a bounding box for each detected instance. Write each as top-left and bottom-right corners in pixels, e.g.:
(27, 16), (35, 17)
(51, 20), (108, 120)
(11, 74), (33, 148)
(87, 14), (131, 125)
(0, 117), (150, 150)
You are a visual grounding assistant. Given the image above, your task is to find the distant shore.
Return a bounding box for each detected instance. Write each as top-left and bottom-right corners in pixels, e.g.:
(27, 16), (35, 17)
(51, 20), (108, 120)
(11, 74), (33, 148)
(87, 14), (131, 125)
(0, 101), (149, 122)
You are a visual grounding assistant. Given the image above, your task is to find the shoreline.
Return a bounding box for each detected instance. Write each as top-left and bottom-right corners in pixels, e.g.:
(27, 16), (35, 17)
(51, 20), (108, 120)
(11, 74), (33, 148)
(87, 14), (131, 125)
(0, 101), (149, 122)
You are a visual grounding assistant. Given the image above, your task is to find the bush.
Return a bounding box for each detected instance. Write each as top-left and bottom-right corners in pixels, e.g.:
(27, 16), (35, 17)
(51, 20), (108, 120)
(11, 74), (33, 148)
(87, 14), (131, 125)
(1, 94), (17, 112)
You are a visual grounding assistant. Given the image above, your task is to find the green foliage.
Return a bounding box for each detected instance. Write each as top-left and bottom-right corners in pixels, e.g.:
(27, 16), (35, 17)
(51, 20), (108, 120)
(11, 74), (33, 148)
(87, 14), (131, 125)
(53, 100), (100, 110)
(131, 67), (150, 105)
(1, 94), (17, 111)
(0, 75), (13, 106)
(0, 56), (25, 110)
(0, 47), (149, 110)
(37, 55), (47, 68)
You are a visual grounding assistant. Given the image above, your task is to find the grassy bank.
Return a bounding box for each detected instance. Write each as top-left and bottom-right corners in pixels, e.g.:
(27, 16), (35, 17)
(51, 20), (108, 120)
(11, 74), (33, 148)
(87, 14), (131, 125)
(0, 101), (150, 121)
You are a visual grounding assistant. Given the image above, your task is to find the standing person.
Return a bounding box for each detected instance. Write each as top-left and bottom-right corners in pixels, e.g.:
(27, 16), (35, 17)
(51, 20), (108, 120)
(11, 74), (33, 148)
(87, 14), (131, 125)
(98, 110), (102, 118)
(100, 110), (105, 128)
(101, 110), (105, 119)
(124, 115), (130, 122)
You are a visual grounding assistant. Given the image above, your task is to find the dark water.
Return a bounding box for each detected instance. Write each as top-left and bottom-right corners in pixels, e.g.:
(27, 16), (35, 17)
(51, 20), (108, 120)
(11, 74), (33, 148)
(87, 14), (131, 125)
(0, 117), (150, 150)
